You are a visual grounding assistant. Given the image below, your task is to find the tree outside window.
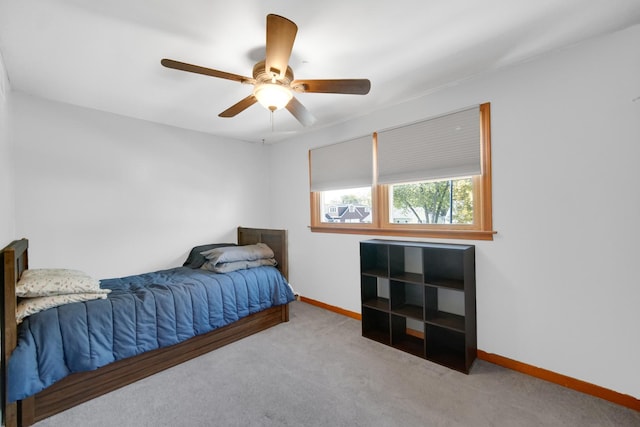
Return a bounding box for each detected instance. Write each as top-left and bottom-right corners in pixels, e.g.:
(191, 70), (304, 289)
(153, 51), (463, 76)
(391, 178), (473, 224)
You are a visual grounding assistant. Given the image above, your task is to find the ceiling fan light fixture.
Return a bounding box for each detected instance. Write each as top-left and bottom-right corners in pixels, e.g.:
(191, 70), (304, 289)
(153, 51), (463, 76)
(253, 83), (293, 111)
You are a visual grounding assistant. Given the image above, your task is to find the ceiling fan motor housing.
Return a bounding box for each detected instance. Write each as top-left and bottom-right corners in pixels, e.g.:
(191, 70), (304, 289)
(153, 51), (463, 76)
(253, 60), (294, 85)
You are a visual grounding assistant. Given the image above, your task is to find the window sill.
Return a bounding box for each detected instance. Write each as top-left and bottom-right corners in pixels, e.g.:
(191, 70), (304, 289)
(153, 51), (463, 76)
(309, 225), (496, 241)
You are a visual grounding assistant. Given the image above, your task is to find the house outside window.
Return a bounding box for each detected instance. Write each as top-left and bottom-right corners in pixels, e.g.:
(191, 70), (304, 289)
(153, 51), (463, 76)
(321, 187), (372, 223)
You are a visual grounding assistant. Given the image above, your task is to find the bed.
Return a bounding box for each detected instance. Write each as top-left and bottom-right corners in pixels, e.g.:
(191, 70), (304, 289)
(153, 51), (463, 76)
(1, 227), (293, 427)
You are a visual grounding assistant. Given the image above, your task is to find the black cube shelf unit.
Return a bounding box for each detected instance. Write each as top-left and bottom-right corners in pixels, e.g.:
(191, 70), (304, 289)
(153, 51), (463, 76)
(360, 239), (477, 373)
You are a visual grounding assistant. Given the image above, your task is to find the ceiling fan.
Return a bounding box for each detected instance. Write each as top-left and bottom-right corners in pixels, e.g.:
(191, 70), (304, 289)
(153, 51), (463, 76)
(161, 14), (371, 127)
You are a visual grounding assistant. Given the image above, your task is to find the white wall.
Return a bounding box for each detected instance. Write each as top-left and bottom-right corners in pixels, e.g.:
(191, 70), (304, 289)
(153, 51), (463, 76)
(10, 93), (272, 279)
(269, 24), (640, 399)
(0, 50), (14, 245)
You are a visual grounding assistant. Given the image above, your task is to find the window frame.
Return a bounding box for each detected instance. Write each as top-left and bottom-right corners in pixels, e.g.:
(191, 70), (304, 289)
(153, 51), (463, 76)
(310, 103), (495, 241)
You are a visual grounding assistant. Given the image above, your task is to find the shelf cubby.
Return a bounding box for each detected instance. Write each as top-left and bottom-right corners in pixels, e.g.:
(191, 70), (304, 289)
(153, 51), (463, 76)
(391, 315), (424, 357)
(424, 286), (465, 332)
(389, 245), (423, 283)
(360, 242), (388, 277)
(361, 275), (390, 311)
(362, 307), (390, 344)
(423, 247), (469, 290)
(390, 280), (423, 320)
(425, 324), (467, 373)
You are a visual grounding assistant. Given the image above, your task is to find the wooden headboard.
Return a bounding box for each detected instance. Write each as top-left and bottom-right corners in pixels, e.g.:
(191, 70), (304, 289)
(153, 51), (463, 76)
(237, 226), (288, 281)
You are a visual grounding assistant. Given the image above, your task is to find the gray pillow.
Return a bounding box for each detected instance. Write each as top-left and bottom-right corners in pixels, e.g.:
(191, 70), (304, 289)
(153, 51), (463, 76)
(200, 243), (274, 265)
(183, 243), (236, 269)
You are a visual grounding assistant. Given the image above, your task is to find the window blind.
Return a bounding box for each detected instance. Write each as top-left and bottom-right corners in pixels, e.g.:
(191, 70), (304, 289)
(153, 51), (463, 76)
(377, 106), (481, 184)
(309, 135), (373, 192)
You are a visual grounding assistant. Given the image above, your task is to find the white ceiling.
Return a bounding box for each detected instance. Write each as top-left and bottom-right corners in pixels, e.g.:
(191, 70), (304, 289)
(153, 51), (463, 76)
(1, 0), (639, 143)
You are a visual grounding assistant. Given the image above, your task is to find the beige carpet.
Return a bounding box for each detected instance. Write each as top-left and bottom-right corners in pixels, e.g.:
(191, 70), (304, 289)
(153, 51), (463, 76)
(34, 301), (639, 426)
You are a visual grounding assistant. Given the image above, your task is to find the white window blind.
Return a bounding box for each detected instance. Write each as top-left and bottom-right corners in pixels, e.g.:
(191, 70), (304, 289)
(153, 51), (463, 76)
(377, 106), (481, 184)
(309, 135), (373, 192)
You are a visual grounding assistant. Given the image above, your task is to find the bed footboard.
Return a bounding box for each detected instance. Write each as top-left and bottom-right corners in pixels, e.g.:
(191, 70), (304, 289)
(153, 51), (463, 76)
(2, 238), (28, 427)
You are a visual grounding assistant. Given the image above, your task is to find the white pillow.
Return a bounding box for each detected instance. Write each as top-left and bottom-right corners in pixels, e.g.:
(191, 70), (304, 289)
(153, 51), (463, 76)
(16, 293), (108, 323)
(20, 268), (88, 277)
(16, 268), (109, 297)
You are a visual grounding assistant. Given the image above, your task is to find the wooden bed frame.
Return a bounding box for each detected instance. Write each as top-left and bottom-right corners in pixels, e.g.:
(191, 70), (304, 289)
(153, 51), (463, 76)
(1, 226), (290, 427)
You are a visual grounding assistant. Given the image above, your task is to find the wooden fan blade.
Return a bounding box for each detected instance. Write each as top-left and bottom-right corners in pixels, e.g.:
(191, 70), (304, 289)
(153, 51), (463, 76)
(219, 95), (258, 118)
(161, 59), (254, 84)
(291, 79), (371, 95)
(286, 96), (316, 127)
(265, 14), (297, 80)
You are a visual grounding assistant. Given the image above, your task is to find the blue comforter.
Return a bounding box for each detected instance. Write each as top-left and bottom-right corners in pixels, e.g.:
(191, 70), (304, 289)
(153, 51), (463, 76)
(8, 266), (294, 402)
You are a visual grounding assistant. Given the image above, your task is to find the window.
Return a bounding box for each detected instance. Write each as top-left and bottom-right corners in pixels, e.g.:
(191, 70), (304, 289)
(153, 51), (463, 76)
(389, 177), (473, 225)
(310, 103), (494, 240)
(320, 187), (372, 223)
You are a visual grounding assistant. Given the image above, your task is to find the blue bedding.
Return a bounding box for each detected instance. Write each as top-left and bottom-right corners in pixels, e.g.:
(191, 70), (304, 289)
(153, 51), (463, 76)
(8, 266), (294, 402)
